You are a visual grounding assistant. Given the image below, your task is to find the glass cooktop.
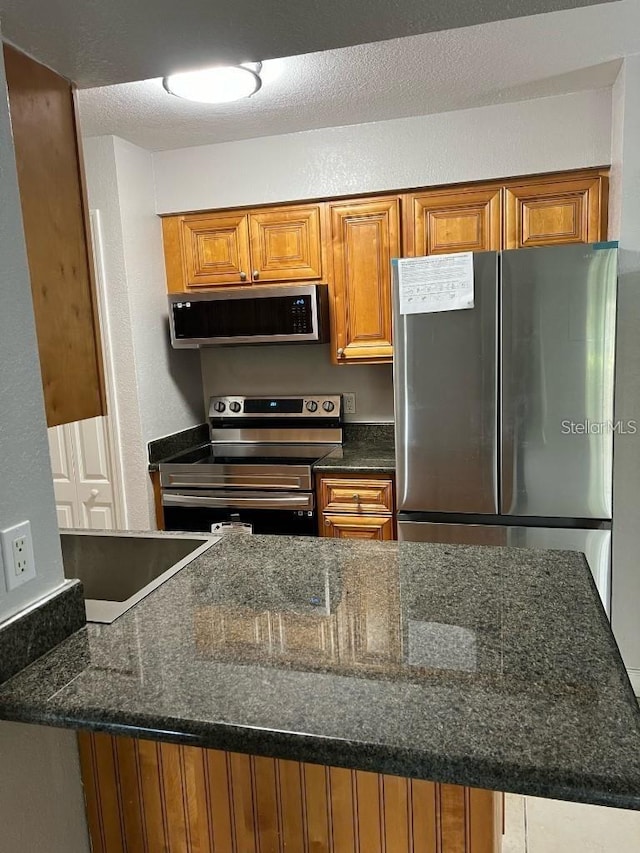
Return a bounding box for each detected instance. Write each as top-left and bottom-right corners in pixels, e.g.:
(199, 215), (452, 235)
(163, 443), (337, 468)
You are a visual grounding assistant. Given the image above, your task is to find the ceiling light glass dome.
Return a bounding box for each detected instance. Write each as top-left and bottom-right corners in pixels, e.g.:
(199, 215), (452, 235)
(163, 63), (262, 104)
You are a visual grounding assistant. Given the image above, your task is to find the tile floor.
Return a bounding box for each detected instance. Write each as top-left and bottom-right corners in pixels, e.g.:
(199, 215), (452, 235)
(503, 794), (640, 852)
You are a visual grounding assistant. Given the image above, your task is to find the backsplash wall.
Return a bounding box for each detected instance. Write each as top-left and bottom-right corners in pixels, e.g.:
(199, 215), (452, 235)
(200, 344), (394, 422)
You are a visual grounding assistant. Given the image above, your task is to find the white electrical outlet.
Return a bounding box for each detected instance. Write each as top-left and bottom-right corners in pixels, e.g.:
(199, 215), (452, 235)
(1, 521), (36, 591)
(343, 392), (357, 415)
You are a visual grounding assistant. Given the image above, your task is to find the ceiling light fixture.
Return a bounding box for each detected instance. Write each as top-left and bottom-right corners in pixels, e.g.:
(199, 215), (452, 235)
(163, 63), (262, 104)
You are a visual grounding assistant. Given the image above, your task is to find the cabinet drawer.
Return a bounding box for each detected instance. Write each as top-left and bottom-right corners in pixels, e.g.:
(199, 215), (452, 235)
(320, 478), (393, 515)
(321, 514), (394, 540)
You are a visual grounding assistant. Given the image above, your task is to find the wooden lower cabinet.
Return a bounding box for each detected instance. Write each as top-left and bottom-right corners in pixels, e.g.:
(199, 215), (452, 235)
(150, 470), (165, 530)
(318, 475), (395, 540)
(323, 514), (394, 540)
(78, 731), (502, 853)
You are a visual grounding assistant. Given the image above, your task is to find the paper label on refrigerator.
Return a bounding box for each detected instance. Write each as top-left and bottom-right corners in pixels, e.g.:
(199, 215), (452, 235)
(396, 253), (474, 314)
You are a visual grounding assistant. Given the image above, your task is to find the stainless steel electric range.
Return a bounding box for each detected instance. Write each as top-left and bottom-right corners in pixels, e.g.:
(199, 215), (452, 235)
(159, 395), (343, 536)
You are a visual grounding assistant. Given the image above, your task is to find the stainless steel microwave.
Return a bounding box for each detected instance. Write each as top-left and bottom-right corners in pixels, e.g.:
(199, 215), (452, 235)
(168, 284), (330, 348)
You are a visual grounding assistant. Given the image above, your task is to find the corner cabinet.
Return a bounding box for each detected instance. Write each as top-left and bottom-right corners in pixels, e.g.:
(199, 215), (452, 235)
(328, 197), (400, 364)
(162, 204), (323, 291)
(503, 172), (608, 249)
(318, 475), (395, 540)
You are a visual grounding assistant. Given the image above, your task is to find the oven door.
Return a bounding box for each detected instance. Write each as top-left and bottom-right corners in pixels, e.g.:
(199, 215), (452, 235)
(162, 490), (317, 536)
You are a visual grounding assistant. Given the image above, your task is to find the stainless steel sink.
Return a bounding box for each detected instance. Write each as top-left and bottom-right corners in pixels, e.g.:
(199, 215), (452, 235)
(61, 530), (219, 623)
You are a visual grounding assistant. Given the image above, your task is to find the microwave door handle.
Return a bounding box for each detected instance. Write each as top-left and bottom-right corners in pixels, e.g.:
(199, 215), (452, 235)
(162, 493), (314, 510)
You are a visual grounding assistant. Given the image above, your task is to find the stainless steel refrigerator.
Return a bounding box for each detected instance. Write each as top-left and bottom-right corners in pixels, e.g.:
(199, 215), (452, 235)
(393, 243), (618, 614)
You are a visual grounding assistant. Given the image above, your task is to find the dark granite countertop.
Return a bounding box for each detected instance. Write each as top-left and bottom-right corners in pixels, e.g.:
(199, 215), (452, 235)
(0, 535), (638, 810)
(313, 441), (395, 474)
(314, 423), (395, 474)
(148, 424), (209, 472)
(149, 422), (396, 474)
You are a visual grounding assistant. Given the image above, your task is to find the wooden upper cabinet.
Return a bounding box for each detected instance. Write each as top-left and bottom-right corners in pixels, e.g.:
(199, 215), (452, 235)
(4, 45), (105, 427)
(405, 185), (501, 256)
(329, 197), (400, 364)
(503, 173), (608, 249)
(248, 204), (322, 282)
(163, 204), (322, 291)
(165, 212), (251, 288)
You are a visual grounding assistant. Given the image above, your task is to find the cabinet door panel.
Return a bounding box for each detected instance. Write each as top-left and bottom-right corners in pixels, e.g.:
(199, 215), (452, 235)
(181, 213), (251, 286)
(320, 478), (394, 515)
(249, 205), (322, 281)
(504, 175), (606, 248)
(4, 45), (105, 426)
(407, 186), (501, 256)
(330, 197), (399, 363)
(322, 515), (394, 540)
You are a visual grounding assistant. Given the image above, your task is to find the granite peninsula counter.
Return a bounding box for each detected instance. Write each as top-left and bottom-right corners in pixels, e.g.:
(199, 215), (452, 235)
(0, 535), (638, 851)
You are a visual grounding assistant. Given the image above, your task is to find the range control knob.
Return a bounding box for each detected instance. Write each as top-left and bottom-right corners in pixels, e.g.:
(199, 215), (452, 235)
(213, 401), (226, 413)
(229, 401), (242, 413)
(322, 400), (335, 413)
(306, 400), (318, 412)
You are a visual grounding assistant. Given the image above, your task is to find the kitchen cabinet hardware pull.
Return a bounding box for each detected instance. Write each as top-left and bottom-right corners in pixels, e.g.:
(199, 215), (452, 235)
(353, 494), (359, 501)
(337, 348), (344, 357)
(325, 518), (331, 526)
(239, 271), (247, 281)
(252, 270), (260, 280)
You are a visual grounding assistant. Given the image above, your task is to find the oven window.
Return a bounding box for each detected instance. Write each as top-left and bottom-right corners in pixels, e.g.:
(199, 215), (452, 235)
(163, 505), (317, 536)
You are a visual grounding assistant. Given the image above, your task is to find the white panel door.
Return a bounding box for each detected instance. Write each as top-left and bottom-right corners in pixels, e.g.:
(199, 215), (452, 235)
(48, 417), (118, 530)
(48, 426), (80, 529)
(71, 417), (117, 530)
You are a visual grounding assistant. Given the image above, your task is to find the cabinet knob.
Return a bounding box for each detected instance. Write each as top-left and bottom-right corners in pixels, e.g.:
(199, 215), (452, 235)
(353, 494), (359, 502)
(89, 489), (99, 499)
(337, 348), (344, 358)
(252, 270), (260, 280)
(324, 519), (331, 526)
(239, 271), (247, 281)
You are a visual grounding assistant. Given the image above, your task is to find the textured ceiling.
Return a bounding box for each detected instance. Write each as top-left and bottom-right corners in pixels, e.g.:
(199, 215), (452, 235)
(77, 2), (638, 151)
(0, 0), (617, 88)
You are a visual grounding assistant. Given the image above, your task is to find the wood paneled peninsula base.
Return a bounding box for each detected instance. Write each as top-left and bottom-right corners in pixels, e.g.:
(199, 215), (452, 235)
(79, 731), (502, 852)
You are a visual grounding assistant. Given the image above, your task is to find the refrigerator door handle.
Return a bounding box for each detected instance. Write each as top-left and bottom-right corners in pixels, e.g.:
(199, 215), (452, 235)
(499, 269), (514, 513)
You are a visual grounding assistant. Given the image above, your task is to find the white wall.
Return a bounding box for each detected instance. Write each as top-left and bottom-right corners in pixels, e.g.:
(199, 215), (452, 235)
(155, 88), (612, 420)
(609, 56), (640, 696)
(0, 38), (89, 852)
(154, 89), (612, 214)
(112, 137), (204, 443)
(202, 346), (394, 422)
(0, 34), (67, 623)
(83, 135), (204, 528)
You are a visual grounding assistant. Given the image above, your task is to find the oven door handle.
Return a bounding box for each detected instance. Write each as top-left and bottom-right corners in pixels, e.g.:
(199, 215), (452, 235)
(162, 492), (315, 511)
